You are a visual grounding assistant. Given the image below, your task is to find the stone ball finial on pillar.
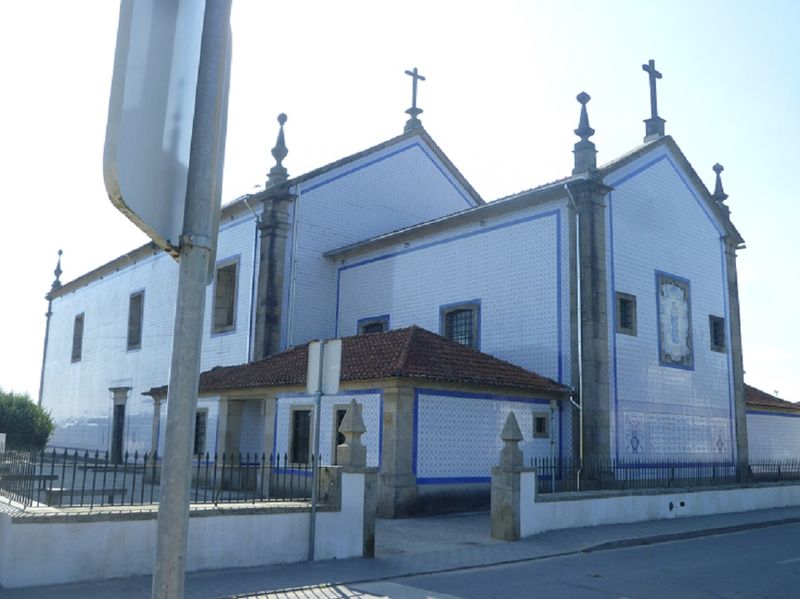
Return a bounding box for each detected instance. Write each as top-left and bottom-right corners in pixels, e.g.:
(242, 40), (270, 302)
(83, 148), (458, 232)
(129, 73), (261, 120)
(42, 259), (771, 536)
(336, 398), (367, 468)
(499, 411), (524, 468)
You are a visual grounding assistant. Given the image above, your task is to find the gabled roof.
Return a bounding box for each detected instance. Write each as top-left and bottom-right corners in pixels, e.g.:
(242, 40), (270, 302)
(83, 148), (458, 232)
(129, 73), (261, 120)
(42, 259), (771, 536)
(745, 384), (800, 413)
(144, 326), (569, 397)
(51, 127), (482, 298)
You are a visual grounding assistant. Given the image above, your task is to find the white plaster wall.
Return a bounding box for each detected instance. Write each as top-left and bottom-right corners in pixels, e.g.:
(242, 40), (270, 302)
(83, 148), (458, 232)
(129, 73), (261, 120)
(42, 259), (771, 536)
(747, 412), (800, 460)
(274, 393), (382, 466)
(285, 137), (479, 349)
(336, 200), (571, 385)
(41, 213), (256, 454)
(415, 391), (570, 482)
(0, 473), (366, 588)
(519, 474), (800, 537)
(605, 147), (734, 462)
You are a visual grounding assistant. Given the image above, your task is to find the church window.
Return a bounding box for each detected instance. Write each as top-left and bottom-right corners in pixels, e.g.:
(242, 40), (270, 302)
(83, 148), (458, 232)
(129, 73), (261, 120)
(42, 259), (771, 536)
(290, 407), (312, 464)
(212, 259), (238, 333)
(440, 301), (480, 349)
(358, 315), (389, 335)
(71, 313), (84, 362)
(709, 315), (726, 352)
(193, 409), (208, 456)
(533, 413), (550, 439)
(127, 290), (144, 350)
(615, 292), (637, 336)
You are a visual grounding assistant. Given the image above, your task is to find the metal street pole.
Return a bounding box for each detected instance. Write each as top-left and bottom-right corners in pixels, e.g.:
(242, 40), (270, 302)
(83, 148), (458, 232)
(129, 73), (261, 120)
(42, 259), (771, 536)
(152, 2), (231, 598)
(308, 341), (325, 562)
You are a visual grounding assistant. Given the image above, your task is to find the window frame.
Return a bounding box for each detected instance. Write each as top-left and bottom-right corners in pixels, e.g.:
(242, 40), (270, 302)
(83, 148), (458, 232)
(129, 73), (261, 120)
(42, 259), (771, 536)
(211, 257), (239, 335)
(533, 413), (550, 439)
(709, 315), (726, 353)
(71, 313), (84, 363)
(357, 315), (390, 335)
(615, 292), (637, 336)
(193, 408), (209, 457)
(289, 406), (312, 465)
(127, 290), (145, 351)
(439, 300), (481, 350)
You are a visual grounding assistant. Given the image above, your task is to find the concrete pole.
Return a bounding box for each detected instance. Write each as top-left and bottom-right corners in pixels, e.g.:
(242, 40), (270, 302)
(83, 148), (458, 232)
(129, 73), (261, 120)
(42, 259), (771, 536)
(151, 2), (231, 598)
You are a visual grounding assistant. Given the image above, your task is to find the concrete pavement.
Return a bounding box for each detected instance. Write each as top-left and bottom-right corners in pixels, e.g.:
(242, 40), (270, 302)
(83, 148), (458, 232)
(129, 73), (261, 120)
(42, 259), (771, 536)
(5, 505), (800, 598)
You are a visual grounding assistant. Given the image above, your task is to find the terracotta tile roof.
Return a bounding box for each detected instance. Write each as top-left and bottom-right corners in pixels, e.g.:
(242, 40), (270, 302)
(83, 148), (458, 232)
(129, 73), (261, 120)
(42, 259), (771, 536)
(745, 384), (800, 412)
(145, 326), (568, 397)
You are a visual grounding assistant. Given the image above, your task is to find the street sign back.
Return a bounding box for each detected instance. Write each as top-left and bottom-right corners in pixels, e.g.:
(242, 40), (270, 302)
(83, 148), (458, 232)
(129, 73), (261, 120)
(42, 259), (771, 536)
(103, 0), (204, 253)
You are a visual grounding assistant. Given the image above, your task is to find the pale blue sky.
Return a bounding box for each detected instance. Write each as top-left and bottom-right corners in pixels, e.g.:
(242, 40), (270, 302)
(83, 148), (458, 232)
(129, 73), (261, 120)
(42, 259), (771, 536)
(0, 1), (797, 401)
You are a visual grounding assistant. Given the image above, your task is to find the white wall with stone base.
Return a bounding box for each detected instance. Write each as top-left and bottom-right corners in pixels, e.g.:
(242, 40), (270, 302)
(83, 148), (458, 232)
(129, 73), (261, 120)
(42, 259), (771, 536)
(0, 472), (367, 588)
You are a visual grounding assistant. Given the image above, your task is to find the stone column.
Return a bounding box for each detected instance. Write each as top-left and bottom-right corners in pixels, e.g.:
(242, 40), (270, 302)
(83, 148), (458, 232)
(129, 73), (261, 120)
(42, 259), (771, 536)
(491, 412), (534, 541)
(377, 382), (418, 517)
(336, 398), (377, 558)
(568, 178), (613, 465)
(725, 238), (749, 478)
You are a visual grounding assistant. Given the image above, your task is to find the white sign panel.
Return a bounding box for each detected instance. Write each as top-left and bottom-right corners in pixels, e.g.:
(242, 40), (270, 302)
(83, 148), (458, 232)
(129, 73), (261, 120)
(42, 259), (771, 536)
(306, 340), (342, 396)
(103, 0), (205, 252)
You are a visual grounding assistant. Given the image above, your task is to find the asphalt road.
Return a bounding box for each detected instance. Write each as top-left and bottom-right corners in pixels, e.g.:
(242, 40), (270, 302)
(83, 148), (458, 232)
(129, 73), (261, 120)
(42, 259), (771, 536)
(354, 521), (800, 598)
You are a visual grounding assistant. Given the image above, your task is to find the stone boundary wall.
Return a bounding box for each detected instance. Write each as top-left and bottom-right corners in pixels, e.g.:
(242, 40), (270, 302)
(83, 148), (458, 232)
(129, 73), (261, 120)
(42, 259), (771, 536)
(0, 471), (370, 588)
(519, 473), (800, 537)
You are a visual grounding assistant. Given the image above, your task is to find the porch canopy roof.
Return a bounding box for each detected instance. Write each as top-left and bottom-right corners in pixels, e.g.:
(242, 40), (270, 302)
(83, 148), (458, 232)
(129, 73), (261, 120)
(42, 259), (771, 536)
(144, 325), (569, 399)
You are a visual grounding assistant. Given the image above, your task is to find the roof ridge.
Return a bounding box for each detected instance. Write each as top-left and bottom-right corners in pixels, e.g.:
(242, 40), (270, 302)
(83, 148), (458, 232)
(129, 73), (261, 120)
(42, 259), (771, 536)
(394, 326), (418, 375)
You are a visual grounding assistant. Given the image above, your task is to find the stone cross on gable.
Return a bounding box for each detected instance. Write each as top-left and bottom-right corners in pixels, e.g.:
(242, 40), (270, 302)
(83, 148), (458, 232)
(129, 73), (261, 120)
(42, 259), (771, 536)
(404, 67), (426, 132)
(641, 59), (666, 141)
(642, 59), (662, 119)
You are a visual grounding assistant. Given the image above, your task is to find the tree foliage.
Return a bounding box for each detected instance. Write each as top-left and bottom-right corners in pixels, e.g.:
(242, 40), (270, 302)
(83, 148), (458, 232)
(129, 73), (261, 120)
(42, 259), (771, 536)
(0, 388), (54, 451)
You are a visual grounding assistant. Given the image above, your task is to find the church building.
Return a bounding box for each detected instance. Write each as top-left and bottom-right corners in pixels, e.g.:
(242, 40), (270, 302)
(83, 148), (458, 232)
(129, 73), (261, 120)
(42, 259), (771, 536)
(38, 61), (798, 514)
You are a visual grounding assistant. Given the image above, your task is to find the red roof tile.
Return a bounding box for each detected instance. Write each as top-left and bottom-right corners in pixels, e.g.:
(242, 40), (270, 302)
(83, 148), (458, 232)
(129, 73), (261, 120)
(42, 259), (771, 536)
(745, 384), (800, 412)
(146, 326), (568, 397)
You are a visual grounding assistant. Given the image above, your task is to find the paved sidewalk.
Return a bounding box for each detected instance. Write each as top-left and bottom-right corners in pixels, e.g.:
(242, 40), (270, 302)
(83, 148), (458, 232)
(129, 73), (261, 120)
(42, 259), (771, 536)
(5, 506), (800, 598)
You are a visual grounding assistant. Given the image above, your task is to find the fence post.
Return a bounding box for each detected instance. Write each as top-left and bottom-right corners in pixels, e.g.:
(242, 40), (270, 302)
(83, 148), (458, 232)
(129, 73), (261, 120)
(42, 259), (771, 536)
(336, 399), (376, 558)
(491, 412), (533, 541)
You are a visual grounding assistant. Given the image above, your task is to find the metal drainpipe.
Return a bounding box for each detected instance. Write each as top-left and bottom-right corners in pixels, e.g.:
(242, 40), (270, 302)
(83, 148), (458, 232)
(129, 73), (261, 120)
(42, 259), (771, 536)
(286, 184), (301, 346)
(564, 184), (584, 490)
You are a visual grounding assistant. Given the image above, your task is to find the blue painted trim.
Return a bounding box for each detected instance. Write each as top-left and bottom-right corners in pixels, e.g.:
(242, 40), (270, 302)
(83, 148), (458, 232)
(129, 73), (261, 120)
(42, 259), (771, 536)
(439, 299), (481, 350)
(719, 240), (736, 463)
(654, 270), (695, 371)
(412, 391), (419, 476)
(301, 142), (475, 208)
(275, 388), (382, 399)
(414, 388), (554, 404)
(357, 314), (390, 334)
(334, 208), (564, 379)
(271, 400), (278, 459)
(378, 393), (384, 470)
(747, 410), (800, 419)
(608, 191), (621, 461)
(218, 212), (255, 234)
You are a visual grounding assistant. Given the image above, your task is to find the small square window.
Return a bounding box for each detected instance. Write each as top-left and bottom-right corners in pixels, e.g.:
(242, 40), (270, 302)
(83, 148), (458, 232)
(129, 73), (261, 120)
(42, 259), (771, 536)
(358, 315), (389, 335)
(212, 260), (238, 333)
(616, 292), (637, 336)
(533, 413), (550, 439)
(71, 313), (84, 362)
(193, 409), (208, 456)
(127, 291), (144, 350)
(440, 301), (480, 349)
(709, 315), (726, 352)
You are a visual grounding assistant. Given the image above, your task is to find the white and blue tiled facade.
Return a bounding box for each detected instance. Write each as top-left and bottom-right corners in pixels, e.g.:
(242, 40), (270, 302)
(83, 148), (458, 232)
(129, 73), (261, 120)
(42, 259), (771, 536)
(335, 200), (571, 386)
(273, 391), (382, 467)
(281, 139), (479, 350)
(746, 412), (800, 460)
(413, 390), (570, 484)
(604, 146), (736, 463)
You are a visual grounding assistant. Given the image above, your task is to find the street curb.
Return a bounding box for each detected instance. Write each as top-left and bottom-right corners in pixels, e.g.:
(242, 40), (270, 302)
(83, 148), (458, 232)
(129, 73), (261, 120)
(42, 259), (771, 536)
(582, 516), (800, 553)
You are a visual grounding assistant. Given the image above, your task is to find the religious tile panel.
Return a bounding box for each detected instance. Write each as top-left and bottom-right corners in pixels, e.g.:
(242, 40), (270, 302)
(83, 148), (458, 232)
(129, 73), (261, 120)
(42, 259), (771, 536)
(656, 272), (693, 369)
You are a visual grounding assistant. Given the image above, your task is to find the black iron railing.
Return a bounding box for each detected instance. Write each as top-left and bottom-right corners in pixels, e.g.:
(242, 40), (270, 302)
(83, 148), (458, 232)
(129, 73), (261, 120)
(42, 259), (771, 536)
(531, 457), (800, 495)
(0, 448), (328, 509)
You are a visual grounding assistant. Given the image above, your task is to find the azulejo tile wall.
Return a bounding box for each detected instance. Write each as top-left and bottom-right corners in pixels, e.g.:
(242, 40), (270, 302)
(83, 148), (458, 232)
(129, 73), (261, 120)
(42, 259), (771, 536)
(747, 412), (800, 460)
(414, 390), (570, 482)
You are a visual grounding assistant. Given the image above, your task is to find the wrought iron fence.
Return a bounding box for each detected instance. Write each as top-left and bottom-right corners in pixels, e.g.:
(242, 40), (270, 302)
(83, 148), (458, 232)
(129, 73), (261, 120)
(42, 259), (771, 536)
(531, 457), (800, 495)
(0, 448), (329, 509)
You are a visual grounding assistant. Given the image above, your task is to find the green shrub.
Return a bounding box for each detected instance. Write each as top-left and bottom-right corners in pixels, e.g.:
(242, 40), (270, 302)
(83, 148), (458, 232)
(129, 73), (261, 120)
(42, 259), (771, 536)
(0, 388), (54, 451)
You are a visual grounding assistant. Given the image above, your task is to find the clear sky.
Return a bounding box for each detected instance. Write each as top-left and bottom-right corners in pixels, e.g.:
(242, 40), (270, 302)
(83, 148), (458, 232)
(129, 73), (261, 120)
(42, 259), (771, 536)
(1, 1), (797, 403)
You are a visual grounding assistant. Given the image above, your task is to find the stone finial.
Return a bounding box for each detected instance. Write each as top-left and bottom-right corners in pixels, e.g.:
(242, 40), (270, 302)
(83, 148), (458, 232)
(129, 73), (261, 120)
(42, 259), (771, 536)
(712, 163), (730, 216)
(499, 411), (524, 468)
(572, 92), (597, 175)
(404, 67), (426, 132)
(266, 113), (289, 187)
(50, 249), (63, 293)
(336, 399), (367, 467)
(642, 59), (666, 141)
